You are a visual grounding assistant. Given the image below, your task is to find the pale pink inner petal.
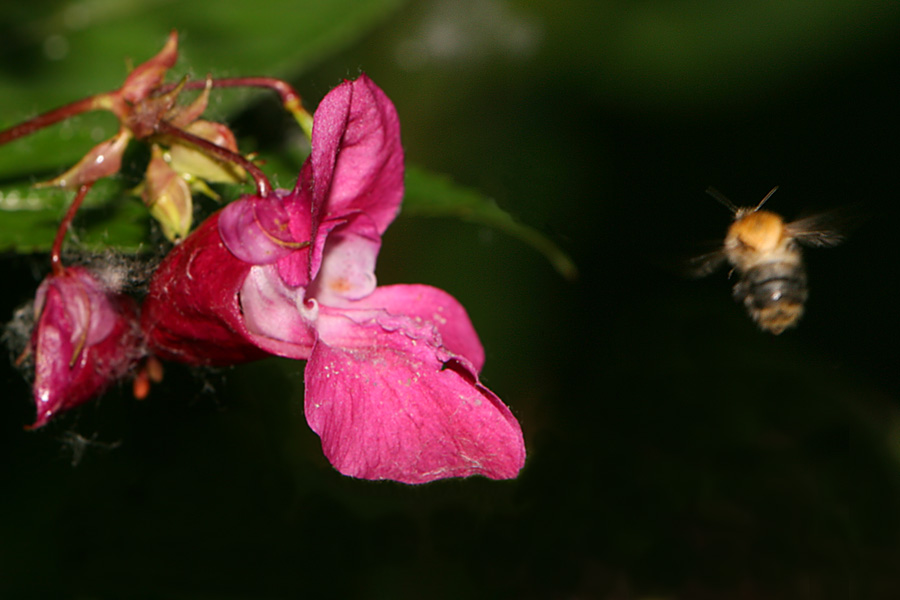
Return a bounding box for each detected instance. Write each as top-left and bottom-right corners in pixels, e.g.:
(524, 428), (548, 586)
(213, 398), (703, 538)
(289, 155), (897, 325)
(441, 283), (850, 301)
(36, 268), (114, 350)
(52, 279), (90, 349)
(309, 214), (380, 305)
(239, 265), (316, 359)
(76, 275), (118, 346)
(304, 315), (525, 484)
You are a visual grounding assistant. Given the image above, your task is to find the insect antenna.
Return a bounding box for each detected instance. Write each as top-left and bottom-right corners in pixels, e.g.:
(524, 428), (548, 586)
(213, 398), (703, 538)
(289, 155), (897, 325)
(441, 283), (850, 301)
(753, 186), (780, 211)
(705, 187), (739, 214)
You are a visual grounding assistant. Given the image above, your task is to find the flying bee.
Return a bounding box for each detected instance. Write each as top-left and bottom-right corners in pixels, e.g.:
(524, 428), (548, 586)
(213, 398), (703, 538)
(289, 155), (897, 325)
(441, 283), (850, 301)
(692, 186), (846, 334)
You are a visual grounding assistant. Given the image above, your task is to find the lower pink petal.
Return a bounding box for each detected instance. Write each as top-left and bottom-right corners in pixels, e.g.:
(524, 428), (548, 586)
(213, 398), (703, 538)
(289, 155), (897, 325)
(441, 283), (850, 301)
(347, 284), (486, 372)
(304, 318), (525, 484)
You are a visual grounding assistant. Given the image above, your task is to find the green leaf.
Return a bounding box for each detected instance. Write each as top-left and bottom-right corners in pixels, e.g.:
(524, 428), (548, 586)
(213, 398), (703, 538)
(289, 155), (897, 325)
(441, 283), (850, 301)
(0, 0), (406, 179)
(0, 3), (575, 271)
(403, 165), (578, 280)
(0, 0), (404, 253)
(0, 178), (148, 253)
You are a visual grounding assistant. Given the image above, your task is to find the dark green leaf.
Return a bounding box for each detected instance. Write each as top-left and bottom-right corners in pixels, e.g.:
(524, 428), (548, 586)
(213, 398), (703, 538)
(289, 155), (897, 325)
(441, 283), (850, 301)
(403, 165), (578, 280)
(0, 0), (405, 178)
(0, 178), (148, 253)
(0, 0), (404, 253)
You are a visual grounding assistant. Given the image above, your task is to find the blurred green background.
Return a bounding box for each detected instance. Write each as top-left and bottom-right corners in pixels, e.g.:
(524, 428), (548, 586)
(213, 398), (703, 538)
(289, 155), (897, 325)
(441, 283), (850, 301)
(2, 1), (900, 598)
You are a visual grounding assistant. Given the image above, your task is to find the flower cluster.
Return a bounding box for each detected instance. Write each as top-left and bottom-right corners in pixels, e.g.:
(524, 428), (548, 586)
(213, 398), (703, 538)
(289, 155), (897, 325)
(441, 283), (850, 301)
(3, 34), (525, 484)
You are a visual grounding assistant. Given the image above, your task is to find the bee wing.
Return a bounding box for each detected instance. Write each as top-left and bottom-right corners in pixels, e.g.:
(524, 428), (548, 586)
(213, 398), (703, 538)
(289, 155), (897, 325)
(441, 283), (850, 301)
(785, 205), (862, 248)
(789, 227), (845, 247)
(685, 249), (729, 278)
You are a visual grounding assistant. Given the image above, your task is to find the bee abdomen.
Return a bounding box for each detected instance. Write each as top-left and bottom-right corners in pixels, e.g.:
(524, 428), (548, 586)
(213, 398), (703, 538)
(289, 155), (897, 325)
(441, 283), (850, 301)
(732, 261), (808, 334)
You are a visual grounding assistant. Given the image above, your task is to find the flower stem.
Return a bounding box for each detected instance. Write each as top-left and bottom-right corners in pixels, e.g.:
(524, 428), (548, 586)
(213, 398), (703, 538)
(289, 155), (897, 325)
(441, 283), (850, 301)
(178, 77), (314, 140)
(155, 119), (271, 197)
(51, 181), (95, 276)
(0, 95), (106, 146)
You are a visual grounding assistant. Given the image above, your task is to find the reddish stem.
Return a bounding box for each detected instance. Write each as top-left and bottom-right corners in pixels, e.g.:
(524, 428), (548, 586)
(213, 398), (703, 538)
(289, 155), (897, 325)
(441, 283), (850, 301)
(0, 96), (103, 146)
(155, 119), (271, 197)
(51, 181), (95, 276)
(174, 77), (303, 109)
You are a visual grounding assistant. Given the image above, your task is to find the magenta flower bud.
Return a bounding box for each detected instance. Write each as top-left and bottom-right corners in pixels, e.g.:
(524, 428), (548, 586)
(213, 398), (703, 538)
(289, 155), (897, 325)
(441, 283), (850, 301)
(29, 266), (142, 428)
(140, 210), (276, 365)
(142, 75), (525, 483)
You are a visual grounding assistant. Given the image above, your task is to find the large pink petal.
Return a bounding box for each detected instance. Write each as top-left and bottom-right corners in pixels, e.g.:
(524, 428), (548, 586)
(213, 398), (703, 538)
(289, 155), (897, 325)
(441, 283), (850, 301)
(308, 75), (404, 278)
(347, 284), (486, 372)
(304, 313), (524, 484)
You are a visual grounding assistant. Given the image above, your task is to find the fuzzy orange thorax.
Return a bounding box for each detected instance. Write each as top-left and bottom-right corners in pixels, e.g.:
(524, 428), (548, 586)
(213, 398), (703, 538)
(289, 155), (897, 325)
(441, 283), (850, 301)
(727, 210), (786, 253)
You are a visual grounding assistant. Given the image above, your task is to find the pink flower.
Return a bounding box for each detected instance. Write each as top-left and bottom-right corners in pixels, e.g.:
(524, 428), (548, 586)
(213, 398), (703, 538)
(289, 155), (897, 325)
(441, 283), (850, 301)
(29, 266), (142, 428)
(142, 75), (525, 483)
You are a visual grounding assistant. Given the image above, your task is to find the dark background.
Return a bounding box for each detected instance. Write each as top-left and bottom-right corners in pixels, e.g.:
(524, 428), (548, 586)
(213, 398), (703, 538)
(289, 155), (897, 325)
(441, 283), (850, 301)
(2, 1), (900, 598)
